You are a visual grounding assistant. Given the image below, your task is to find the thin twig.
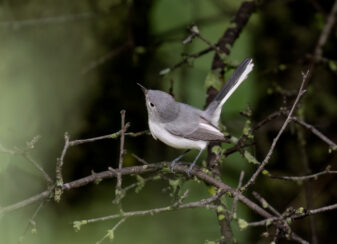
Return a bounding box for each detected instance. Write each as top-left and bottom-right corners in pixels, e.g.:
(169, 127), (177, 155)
(252, 192), (281, 217)
(185, 25), (222, 56)
(96, 218), (127, 244)
(224, 110), (287, 157)
(291, 116), (337, 150)
(268, 168), (337, 181)
(54, 125), (137, 201)
(118, 110), (127, 186)
(0, 137), (53, 185)
(54, 133), (70, 201)
(0, 144), (16, 154)
(250, 193), (309, 243)
(307, 202), (337, 215)
(231, 171), (245, 220)
(68, 126), (132, 147)
(20, 200), (46, 240)
(23, 153), (53, 185)
(125, 130), (150, 137)
(0, 190), (51, 215)
(312, 0), (337, 62)
(247, 202), (337, 227)
(131, 153), (149, 165)
(243, 71), (309, 190)
(160, 47), (213, 75)
(157, 12), (231, 39)
(122, 174), (162, 193)
(84, 192), (222, 224)
(252, 110), (288, 131)
(114, 110), (127, 204)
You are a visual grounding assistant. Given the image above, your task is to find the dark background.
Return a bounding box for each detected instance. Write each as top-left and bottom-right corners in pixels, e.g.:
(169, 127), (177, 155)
(0, 0), (336, 243)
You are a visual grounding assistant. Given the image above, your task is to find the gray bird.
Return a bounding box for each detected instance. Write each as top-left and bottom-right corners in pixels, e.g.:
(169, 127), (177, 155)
(138, 57), (254, 175)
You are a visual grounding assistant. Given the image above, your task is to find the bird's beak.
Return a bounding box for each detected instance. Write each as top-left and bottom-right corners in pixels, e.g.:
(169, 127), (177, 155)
(137, 83), (148, 95)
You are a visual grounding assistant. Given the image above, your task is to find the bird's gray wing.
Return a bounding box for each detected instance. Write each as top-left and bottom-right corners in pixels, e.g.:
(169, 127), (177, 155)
(165, 108), (227, 141)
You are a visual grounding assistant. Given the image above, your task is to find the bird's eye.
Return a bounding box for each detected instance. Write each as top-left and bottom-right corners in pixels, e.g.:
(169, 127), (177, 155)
(150, 102), (154, 107)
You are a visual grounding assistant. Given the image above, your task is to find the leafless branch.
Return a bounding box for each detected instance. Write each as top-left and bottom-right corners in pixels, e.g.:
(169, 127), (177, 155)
(231, 171), (245, 220)
(79, 191), (223, 225)
(243, 71), (309, 189)
(2, 1), (337, 243)
(23, 154), (53, 185)
(243, 0), (337, 191)
(0, 191), (51, 215)
(66, 127), (139, 147)
(312, 0), (337, 63)
(0, 137), (53, 185)
(185, 25), (222, 56)
(252, 191), (281, 217)
(113, 110), (128, 204)
(20, 200), (46, 240)
(54, 133), (70, 201)
(247, 202), (337, 228)
(54, 123), (135, 201)
(1, 162), (272, 220)
(268, 167), (337, 181)
(159, 47), (213, 75)
(95, 218), (127, 244)
(131, 153), (149, 165)
(291, 116), (337, 150)
(250, 192), (309, 243)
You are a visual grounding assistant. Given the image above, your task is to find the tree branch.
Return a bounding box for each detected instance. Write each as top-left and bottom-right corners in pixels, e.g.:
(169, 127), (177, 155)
(230, 171), (245, 220)
(211, 0), (256, 70)
(312, 0), (337, 63)
(113, 110), (128, 204)
(243, 71), (308, 189)
(267, 167), (337, 181)
(1, 162), (273, 220)
(80, 192), (222, 226)
(0, 136), (53, 185)
(291, 116), (337, 150)
(247, 202), (337, 227)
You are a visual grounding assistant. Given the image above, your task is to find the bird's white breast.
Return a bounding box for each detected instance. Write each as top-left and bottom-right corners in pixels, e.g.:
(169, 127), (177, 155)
(148, 120), (207, 150)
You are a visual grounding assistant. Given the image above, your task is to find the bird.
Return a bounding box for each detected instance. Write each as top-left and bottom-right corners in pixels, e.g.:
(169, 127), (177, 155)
(138, 57), (254, 175)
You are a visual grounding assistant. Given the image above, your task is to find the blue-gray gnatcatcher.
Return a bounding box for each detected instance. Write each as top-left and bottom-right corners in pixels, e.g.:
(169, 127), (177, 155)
(139, 57), (254, 174)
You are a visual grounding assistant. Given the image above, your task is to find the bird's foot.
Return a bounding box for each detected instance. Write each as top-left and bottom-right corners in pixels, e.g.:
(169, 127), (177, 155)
(186, 162), (196, 177)
(170, 153), (187, 173)
(170, 159), (180, 173)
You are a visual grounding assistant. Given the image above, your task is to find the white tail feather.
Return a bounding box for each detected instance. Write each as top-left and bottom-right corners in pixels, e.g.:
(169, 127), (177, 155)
(210, 59), (254, 125)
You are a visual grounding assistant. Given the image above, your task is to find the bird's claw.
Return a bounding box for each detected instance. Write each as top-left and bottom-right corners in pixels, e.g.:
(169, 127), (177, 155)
(187, 163), (194, 177)
(170, 160), (178, 173)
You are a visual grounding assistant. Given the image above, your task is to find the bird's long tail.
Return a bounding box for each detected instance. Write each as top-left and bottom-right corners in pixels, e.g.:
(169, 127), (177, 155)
(204, 57), (254, 125)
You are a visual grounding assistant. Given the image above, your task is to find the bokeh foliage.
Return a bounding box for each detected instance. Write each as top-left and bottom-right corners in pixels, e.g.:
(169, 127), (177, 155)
(1, 0), (337, 243)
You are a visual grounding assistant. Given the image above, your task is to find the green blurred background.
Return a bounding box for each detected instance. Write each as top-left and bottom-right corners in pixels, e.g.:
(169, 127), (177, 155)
(1, 0), (337, 243)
